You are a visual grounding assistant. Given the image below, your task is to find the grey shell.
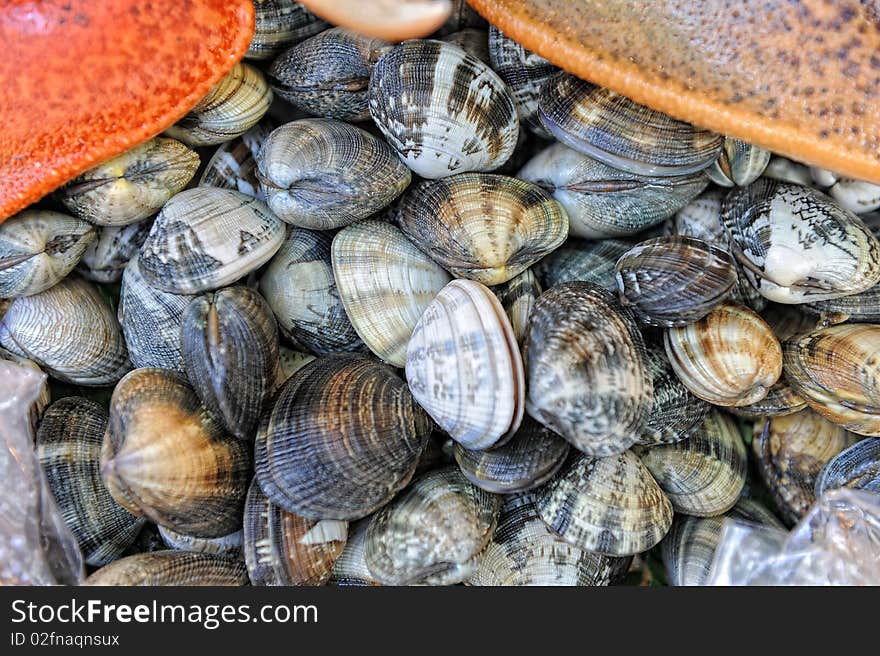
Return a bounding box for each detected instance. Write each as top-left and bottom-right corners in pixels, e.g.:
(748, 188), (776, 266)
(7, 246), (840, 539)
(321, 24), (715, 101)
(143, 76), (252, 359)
(536, 238), (632, 292)
(78, 219), (152, 284)
(246, 0), (328, 60)
(815, 438), (880, 497)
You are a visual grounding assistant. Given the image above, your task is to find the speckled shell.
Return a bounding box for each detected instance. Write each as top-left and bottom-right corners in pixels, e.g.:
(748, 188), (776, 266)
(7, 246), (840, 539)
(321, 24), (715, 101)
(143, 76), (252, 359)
(440, 28), (490, 64)
(247, 0), (328, 60)
(518, 143), (708, 238)
(753, 409), (860, 525)
(158, 526), (243, 557)
(256, 119), (411, 229)
(815, 438), (880, 497)
(829, 178), (880, 215)
(276, 346), (317, 386)
(199, 121), (274, 199)
(364, 467), (500, 585)
(706, 138), (771, 187)
(78, 220), (151, 284)
(722, 180), (880, 304)
(536, 451), (673, 556)
(256, 354), (432, 520)
(101, 368), (252, 537)
(783, 324), (880, 436)
(0, 276), (130, 385)
(36, 397), (144, 567)
(328, 519), (381, 586)
(58, 138), (199, 226)
(332, 220), (449, 366)
(0, 210), (95, 297)
(369, 39), (519, 179)
(468, 493), (632, 586)
(243, 478), (347, 586)
(664, 303), (782, 407)
(85, 552), (248, 586)
(525, 282), (652, 456)
(139, 187), (285, 294)
(398, 174), (567, 285)
(536, 238), (631, 292)
(490, 268), (541, 348)
(538, 73), (722, 176)
(165, 63), (273, 147)
(405, 279), (525, 450)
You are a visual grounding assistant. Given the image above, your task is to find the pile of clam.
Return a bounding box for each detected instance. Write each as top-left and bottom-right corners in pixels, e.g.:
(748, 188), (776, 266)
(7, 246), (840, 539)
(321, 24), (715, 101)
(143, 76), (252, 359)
(4, 0), (880, 587)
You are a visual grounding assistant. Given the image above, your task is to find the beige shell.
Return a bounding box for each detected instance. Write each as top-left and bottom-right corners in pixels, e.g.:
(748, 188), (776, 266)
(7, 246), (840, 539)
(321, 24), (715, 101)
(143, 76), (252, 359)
(78, 219), (152, 284)
(158, 526), (242, 557)
(85, 552), (248, 586)
(490, 267), (541, 349)
(706, 137), (771, 187)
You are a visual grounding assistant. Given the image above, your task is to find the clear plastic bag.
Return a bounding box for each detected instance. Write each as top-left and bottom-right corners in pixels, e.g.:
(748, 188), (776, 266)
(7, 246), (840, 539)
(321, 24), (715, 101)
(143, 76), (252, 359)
(0, 360), (83, 585)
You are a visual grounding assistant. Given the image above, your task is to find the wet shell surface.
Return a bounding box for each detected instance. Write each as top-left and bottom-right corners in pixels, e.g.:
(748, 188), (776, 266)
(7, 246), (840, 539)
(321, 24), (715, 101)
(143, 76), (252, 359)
(672, 188), (727, 244)
(369, 39), (519, 179)
(829, 178), (880, 215)
(490, 267), (541, 348)
(727, 380), (807, 419)
(247, 0), (328, 60)
(440, 28), (490, 64)
(78, 220), (152, 285)
(332, 220), (449, 366)
(525, 282), (652, 456)
(405, 279), (525, 450)
(664, 303), (782, 407)
(139, 187), (285, 294)
(158, 526), (243, 557)
(815, 438), (880, 497)
(256, 354), (432, 520)
(0, 210), (95, 298)
(536, 238), (630, 292)
(398, 173), (568, 286)
(328, 519), (381, 586)
(536, 451), (673, 556)
(803, 284), (880, 323)
(364, 467), (500, 585)
(199, 122), (274, 199)
(101, 368), (252, 538)
(706, 137), (771, 187)
(85, 552), (248, 586)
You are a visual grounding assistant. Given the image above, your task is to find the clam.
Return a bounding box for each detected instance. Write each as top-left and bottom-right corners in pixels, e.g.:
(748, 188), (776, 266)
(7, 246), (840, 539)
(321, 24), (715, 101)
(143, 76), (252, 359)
(158, 526), (243, 557)
(706, 137), (771, 187)
(181, 286), (279, 439)
(469, 493), (632, 586)
(399, 174), (567, 286)
(803, 284), (880, 323)
(753, 409), (860, 525)
(815, 438), (880, 496)
(672, 188), (727, 244)
(0, 276), (130, 385)
(101, 368), (252, 537)
(664, 303), (782, 407)
(165, 63), (273, 147)
(525, 282), (652, 456)
(490, 268), (541, 348)
(276, 346), (317, 385)
(328, 519), (381, 586)
(85, 552), (248, 586)
(139, 187), (285, 294)
(538, 73), (723, 176)
(727, 380), (807, 419)
(332, 220), (449, 366)
(810, 167), (839, 188)
(57, 138), (199, 226)
(535, 238), (631, 292)
(536, 451), (673, 556)
(763, 156), (814, 187)
(199, 122), (274, 199)
(405, 279), (525, 450)
(440, 28), (490, 64)
(829, 178), (880, 215)
(36, 397), (144, 566)
(518, 143), (708, 238)
(615, 236), (737, 327)
(722, 180), (880, 303)
(247, 0), (328, 60)
(364, 467), (500, 586)
(369, 39), (519, 179)
(256, 354), (432, 519)
(256, 118), (411, 229)
(78, 220), (151, 284)
(0, 210), (95, 297)
(261, 227), (363, 356)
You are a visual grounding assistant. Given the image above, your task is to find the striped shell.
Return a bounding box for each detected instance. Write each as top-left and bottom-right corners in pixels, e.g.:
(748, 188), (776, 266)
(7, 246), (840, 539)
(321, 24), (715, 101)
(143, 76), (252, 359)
(815, 438), (880, 497)
(490, 267), (541, 348)
(78, 220), (151, 284)
(158, 526), (243, 557)
(85, 552), (248, 586)
(199, 121), (274, 199)
(536, 238), (631, 292)
(706, 137), (771, 187)
(727, 380), (807, 419)
(247, 0), (328, 60)
(328, 519), (381, 586)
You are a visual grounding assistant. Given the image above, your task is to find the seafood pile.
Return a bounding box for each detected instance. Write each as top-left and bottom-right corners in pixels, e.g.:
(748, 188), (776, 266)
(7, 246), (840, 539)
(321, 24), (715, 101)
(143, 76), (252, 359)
(4, 0), (880, 586)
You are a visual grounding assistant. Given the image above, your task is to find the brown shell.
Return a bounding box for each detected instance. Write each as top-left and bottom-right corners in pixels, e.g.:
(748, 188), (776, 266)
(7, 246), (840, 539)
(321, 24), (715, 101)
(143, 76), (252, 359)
(85, 551), (248, 586)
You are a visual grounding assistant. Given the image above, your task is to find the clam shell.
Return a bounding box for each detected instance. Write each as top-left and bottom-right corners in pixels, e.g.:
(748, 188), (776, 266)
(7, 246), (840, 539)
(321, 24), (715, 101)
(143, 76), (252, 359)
(364, 467), (500, 585)
(247, 0), (328, 60)
(490, 267), (541, 348)
(536, 238), (631, 292)
(727, 380), (807, 419)
(85, 552), (248, 586)
(332, 220), (449, 366)
(525, 282), (652, 456)
(815, 438), (880, 496)
(440, 28), (490, 64)
(101, 368), (252, 537)
(810, 167), (839, 188)
(158, 526), (243, 557)
(398, 173), (567, 286)
(328, 518), (381, 586)
(706, 137), (770, 187)
(276, 346), (316, 386)
(198, 121), (274, 199)
(829, 178), (880, 215)
(139, 187), (285, 294)
(405, 279), (525, 450)
(536, 451), (673, 556)
(764, 156), (814, 187)
(78, 219), (151, 284)
(0, 210), (95, 297)
(369, 39), (519, 179)
(803, 283), (880, 322)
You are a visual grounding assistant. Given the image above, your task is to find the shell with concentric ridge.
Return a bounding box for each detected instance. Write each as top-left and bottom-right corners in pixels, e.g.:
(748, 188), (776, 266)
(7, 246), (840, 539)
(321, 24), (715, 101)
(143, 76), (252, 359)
(536, 238), (631, 292)
(706, 137), (771, 187)
(490, 267), (541, 348)
(247, 0), (328, 60)
(440, 28), (490, 64)
(815, 438), (880, 496)
(158, 526), (242, 557)
(78, 220), (151, 284)
(199, 121), (274, 199)
(85, 552), (248, 586)
(328, 519), (381, 586)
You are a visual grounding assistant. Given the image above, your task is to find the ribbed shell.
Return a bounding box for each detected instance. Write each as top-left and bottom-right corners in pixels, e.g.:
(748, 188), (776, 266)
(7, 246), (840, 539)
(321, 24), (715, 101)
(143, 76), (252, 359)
(727, 380), (807, 419)
(0, 210), (95, 297)
(538, 73), (722, 176)
(364, 467), (500, 585)
(139, 187), (284, 294)
(256, 354), (432, 520)
(706, 137), (771, 187)
(243, 478), (347, 586)
(101, 368), (252, 537)
(490, 267), (541, 348)
(405, 279), (525, 450)
(256, 118), (411, 229)
(78, 220), (151, 284)
(753, 409), (860, 526)
(398, 174), (568, 285)
(518, 143), (708, 238)
(440, 28), (490, 64)
(158, 526), (243, 557)
(165, 63), (273, 147)
(664, 303), (782, 407)
(803, 284), (880, 322)
(58, 138), (199, 226)
(536, 238), (631, 292)
(328, 519), (381, 586)
(199, 122), (274, 199)
(815, 438), (880, 496)
(247, 0), (328, 60)
(36, 397), (144, 566)
(85, 552), (248, 586)
(332, 220), (449, 366)
(369, 39), (519, 179)
(469, 493), (632, 586)
(536, 451), (673, 556)
(722, 180), (880, 304)
(640, 345), (710, 446)
(0, 276), (130, 385)
(525, 282), (652, 456)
